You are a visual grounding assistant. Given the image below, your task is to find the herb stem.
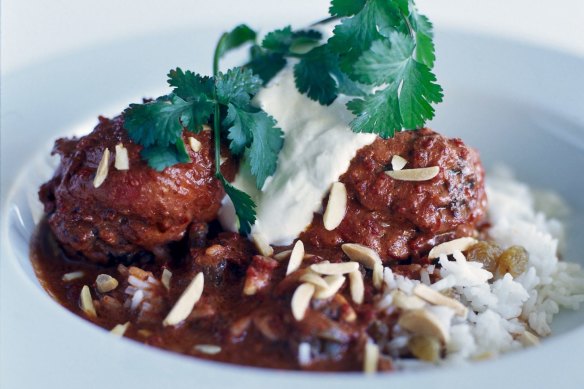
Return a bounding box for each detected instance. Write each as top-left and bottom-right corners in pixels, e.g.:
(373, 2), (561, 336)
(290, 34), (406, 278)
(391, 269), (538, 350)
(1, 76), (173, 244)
(212, 33), (228, 178)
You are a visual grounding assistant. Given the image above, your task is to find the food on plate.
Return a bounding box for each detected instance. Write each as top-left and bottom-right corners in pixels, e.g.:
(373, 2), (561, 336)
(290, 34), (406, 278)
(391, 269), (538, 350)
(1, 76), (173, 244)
(39, 115), (236, 264)
(31, 0), (584, 373)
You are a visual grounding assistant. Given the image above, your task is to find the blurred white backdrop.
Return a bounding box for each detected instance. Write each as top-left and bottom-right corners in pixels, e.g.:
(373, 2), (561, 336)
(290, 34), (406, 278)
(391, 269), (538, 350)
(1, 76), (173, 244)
(2, 0), (583, 74)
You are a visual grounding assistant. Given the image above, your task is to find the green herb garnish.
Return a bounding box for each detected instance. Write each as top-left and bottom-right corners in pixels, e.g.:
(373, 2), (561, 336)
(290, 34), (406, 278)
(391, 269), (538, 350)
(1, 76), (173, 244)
(124, 25), (284, 234)
(248, 0), (442, 137)
(122, 0), (440, 234)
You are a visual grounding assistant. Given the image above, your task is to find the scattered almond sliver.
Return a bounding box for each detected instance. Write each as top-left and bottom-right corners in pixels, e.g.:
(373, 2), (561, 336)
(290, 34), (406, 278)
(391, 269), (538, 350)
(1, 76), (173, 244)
(363, 342), (379, 374)
(398, 308), (449, 343)
(161, 268), (172, 290)
(518, 331), (540, 347)
(349, 270), (364, 304)
(252, 233), (274, 257)
(188, 137), (202, 152)
(286, 240), (305, 275)
(323, 182), (347, 231)
(392, 290), (427, 310)
(110, 322), (130, 337)
(391, 155), (408, 171)
(80, 285), (97, 319)
(310, 261), (359, 275)
(96, 274), (119, 293)
(114, 143), (129, 170)
(341, 243), (382, 269)
(385, 166), (439, 181)
(413, 284), (468, 317)
(163, 272), (204, 326)
(428, 237), (478, 259)
(273, 250), (292, 261)
(194, 344), (221, 355)
(299, 272), (329, 289)
(93, 148), (110, 188)
(62, 271), (84, 282)
(291, 283), (315, 321)
(372, 263), (384, 290)
(334, 294), (357, 322)
(313, 275), (345, 299)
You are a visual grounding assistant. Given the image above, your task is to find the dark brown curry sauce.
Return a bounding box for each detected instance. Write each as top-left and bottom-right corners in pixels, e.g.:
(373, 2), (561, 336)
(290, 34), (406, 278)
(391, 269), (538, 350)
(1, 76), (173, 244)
(33, 217), (435, 371)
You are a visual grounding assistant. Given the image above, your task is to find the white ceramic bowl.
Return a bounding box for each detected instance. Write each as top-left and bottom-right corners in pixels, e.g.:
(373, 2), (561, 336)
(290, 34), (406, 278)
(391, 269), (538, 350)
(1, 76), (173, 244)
(1, 28), (583, 388)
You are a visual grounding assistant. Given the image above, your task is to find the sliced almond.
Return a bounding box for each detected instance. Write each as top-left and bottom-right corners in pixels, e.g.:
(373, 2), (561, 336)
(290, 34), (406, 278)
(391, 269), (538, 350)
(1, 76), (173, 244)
(252, 233), (274, 257)
(62, 271), (85, 282)
(392, 290), (427, 310)
(349, 270), (364, 304)
(341, 243), (382, 269)
(273, 250), (292, 261)
(110, 322), (130, 337)
(80, 285), (97, 319)
(163, 272), (204, 326)
(391, 155), (408, 171)
(114, 143), (129, 170)
(372, 263), (384, 290)
(310, 261), (359, 275)
(137, 329), (153, 338)
(334, 294), (357, 322)
(313, 275), (345, 299)
(323, 182), (347, 231)
(413, 284), (468, 317)
(96, 274), (119, 293)
(291, 283), (315, 321)
(299, 273), (329, 289)
(188, 137), (202, 152)
(385, 166), (439, 182)
(286, 240), (305, 275)
(428, 237), (478, 259)
(194, 344), (221, 355)
(363, 342), (379, 374)
(93, 148), (110, 188)
(518, 331), (540, 347)
(398, 309), (449, 343)
(161, 268), (172, 290)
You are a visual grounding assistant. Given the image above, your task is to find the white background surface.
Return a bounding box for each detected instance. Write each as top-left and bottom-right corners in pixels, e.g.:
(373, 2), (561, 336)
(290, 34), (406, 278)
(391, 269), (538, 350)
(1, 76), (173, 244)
(1, 2), (584, 389)
(1, 0), (583, 75)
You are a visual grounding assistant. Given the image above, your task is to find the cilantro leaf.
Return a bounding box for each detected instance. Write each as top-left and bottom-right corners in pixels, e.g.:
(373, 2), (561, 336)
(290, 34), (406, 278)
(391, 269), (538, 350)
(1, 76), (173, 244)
(294, 45), (338, 105)
(262, 26), (294, 53)
(224, 103), (250, 155)
(215, 67), (262, 106)
(167, 68), (214, 102)
(247, 46), (287, 84)
(398, 58), (442, 129)
(347, 84), (401, 138)
(329, 0), (366, 16)
(216, 24), (257, 59)
(223, 104), (283, 189)
(219, 175), (256, 235)
(409, 9), (435, 68)
(262, 26), (322, 54)
(349, 33), (442, 133)
(124, 94), (205, 147)
(140, 137), (191, 171)
(328, 0), (401, 73)
(246, 111), (283, 189)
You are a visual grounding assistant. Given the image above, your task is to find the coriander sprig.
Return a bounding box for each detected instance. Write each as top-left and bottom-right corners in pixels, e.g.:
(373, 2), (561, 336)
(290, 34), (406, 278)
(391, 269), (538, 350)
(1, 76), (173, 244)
(123, 25), (284, 234)
(247, 0), (442, 137)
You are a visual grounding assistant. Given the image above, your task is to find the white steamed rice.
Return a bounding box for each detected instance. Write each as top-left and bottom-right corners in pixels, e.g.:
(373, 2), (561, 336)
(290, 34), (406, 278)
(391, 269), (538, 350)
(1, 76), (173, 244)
(380, 167), (584, 367)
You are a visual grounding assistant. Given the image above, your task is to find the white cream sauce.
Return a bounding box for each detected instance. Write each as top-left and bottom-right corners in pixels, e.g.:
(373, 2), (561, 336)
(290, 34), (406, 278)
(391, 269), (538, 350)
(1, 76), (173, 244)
(218, 66), (376, 245)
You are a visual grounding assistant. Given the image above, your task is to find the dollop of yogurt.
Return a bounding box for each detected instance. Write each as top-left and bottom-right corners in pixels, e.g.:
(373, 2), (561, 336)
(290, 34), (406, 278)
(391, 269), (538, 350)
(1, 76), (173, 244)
(218, 67), (376, 245)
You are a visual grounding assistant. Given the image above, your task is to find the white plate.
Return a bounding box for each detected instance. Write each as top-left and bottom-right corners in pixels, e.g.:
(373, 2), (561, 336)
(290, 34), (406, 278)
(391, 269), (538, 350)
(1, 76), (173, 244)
(1, 27), (584, 388)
